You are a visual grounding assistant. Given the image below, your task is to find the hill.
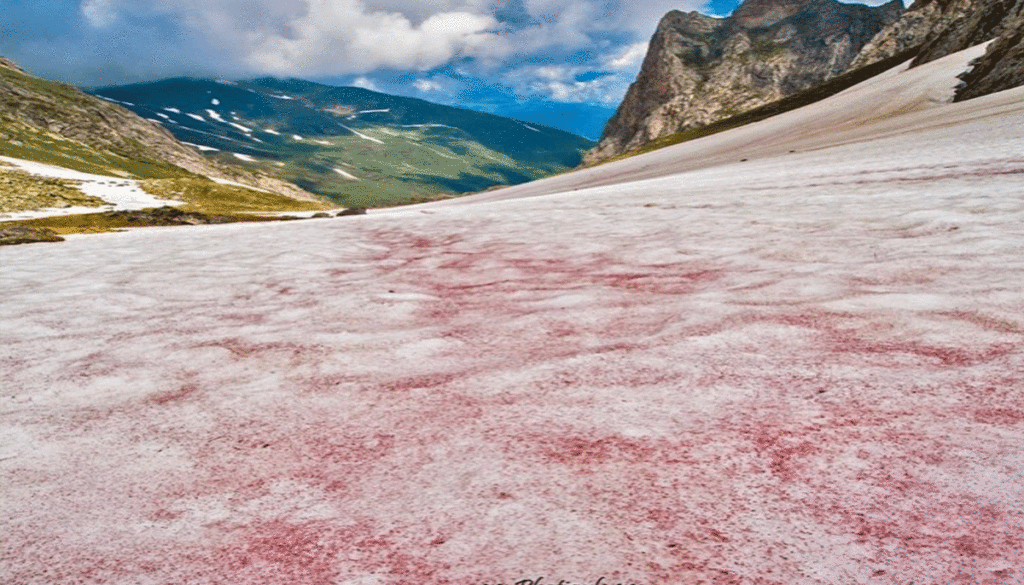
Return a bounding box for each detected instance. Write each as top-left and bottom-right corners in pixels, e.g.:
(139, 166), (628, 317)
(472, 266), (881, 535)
(90, 77), (596, 207)
(0, 59), (314, 201)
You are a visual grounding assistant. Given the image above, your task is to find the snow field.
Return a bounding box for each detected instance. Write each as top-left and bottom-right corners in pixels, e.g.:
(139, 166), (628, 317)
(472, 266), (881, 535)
(2, 44), (1022, 584)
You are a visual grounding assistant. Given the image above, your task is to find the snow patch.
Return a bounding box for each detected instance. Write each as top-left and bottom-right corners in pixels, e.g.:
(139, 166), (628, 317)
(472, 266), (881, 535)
(205, 110), (227, 124)
(0, 156), (182, 220)
(339, 124), (384, 144)
(96, 96), (135, 106)
(211, 98), (220, 106)
(181, 142), (220, 152)
(292, 135), (303, 141)
(264, 129), (281, 135)
(210, 177), (272, 193)
(334, 168), (360, 181)
(270, 94), (295, 100)
(163, 107), (181, 114)
(400, 123), (459, 130)
(232, 153), (257, 162)
(229, 122), (253, 133)
(156, 112), (171, 120)
(186, 113), (206, 122)
(358, 109), (390, 114)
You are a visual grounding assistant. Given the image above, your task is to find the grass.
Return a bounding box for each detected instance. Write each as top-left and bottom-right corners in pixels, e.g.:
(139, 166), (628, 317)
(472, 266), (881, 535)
(0, 66), (196, 179)
(140, 178), (330, 214)
(6, 208), (305, 236)
(591, 45), (923, 166)
(0, 169), (106, 212)
(3, 177), (330, 235)
(210, 125), (557, 207)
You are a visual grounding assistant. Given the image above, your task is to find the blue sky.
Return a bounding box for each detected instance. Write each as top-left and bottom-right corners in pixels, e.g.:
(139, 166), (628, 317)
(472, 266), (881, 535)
(2, 0), (899, 110)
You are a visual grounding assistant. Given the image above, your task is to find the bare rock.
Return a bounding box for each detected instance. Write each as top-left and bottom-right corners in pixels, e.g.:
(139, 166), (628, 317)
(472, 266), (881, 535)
(585, 0), (904, 164)
(0, 225), (64, 245)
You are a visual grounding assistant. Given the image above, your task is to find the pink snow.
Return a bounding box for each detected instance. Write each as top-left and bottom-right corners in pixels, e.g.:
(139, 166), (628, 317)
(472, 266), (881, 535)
(2, 46), (1023, 585)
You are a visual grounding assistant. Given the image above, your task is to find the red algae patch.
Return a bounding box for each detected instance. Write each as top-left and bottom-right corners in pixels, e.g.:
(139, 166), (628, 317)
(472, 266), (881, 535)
(3, 48), (1024, 584)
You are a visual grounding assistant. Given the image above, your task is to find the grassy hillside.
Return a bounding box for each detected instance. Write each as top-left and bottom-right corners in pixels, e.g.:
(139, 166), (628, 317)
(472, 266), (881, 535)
(1, 62), (328, 227)
(91, 77), (595, 207)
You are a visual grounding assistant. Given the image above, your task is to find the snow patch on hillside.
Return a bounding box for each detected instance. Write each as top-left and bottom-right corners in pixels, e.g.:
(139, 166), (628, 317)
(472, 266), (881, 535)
(339, 124), (384, 144)
(0, 156), (182, 220)
(182, 142), (219, 152)
(334, 168), (360, 180)
(205, 110), (227, 124)
(231, 153), (256, 162)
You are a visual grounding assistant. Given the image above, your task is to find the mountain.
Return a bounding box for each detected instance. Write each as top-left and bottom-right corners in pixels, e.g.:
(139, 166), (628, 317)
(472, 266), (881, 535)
(475, 100), (617, 141)
(850, 0), (1024, 101)
(0, 59), (315, 202)
(90, 78), (596, 207)
(584, 0), (904, 164)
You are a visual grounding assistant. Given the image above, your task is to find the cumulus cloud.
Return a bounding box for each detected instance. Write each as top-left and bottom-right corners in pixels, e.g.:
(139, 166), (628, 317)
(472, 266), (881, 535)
(352, 76), (380, 91)
(414, 78), (445, 93)
(604, 42), (649, 70)
(81, 0), (118, 28)
(12, 0), (724, 100)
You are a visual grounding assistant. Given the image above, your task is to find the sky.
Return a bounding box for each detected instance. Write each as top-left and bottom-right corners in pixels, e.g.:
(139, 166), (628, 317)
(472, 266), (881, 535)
(3, 0), (901, 111)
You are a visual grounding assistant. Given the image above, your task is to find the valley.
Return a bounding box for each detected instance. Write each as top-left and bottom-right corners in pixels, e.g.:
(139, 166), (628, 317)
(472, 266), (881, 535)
(90, 77), (595, 207)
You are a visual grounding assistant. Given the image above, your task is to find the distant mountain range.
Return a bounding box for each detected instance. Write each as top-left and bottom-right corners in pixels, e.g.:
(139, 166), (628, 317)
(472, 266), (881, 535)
(90, 78), (596, 207)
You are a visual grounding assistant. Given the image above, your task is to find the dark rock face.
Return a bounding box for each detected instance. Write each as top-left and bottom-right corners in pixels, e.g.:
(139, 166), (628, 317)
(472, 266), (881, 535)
(585, 0), (903, 163)
(102, 206), (234, 225)
(0, 226), (63, 245)
(851, 0), (1024, 101)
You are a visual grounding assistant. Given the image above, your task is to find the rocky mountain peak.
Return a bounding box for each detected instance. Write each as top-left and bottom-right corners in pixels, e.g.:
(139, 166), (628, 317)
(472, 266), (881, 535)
(730, 0), (818, 29)
(584, 0), (904, 164)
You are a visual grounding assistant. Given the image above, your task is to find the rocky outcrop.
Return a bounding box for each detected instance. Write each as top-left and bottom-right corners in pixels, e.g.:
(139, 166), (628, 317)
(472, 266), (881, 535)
(955, 10), (1024, 100)
(851, 0), (1024, 101)
(0, 225), (63, 245)
(585, 0), (903, 163)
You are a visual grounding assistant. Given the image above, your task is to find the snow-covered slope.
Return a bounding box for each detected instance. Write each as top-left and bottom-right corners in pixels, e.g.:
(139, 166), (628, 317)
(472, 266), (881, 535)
(0, 156), (183, 220)
(2, 46), (1022, 584)
(459, 42), (1010, 204)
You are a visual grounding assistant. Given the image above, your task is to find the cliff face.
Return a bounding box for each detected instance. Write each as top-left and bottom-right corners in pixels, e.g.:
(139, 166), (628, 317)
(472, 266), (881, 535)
(852, 0), (1024, 101)
(585, 0), (903, 163)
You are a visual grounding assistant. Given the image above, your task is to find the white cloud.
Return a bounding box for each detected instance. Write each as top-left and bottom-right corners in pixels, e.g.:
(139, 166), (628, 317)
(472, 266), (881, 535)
(352, 76), (380, 91)
(81, 0), (118, 27)
(604, 42), (648, 70)
(502, 64), (628, 105)
(413, 78), (444, 93)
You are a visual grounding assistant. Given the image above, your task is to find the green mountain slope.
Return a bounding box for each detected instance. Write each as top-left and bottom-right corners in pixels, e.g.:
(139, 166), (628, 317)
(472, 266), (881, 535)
(0, 60), (320, 204)
(91, 78), (596, 207)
